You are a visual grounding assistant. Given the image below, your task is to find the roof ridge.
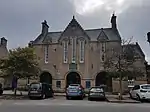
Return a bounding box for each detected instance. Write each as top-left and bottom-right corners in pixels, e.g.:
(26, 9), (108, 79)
(85, 28), (111, 31)
(47, 28), (112, 33)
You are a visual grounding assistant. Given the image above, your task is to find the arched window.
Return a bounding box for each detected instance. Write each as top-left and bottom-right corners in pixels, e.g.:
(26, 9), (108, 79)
(44, 45), (49, 64)
(79, 40), (85, 63)
(63, 41), (68, 63)
(72, 37), (76, 63)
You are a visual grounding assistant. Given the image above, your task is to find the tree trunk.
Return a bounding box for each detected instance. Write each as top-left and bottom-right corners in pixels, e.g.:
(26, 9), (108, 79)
(119, 74), (123, 100)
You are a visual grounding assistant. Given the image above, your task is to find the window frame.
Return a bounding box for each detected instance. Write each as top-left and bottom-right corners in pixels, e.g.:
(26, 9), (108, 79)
(56, 81), (61, 88)
(63, 41), (68, 63)
(79, 40), (85, 63)
(44, 45), (49, 64)
(72, 37), (76, 63)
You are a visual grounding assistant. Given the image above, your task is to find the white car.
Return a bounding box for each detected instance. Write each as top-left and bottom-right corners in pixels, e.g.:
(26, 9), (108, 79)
(130, 84), (150, 101)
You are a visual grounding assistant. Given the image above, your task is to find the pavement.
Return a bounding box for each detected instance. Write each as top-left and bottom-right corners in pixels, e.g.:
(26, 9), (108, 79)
(2, 90), (141, 103)
(0, 97), (149, 112)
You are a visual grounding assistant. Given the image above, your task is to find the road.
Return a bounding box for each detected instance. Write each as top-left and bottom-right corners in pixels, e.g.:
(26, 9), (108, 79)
(0, 97), (150, 112)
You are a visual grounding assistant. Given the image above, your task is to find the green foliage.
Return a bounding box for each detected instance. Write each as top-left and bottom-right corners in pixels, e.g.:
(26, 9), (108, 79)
(0, 47), (40, 78)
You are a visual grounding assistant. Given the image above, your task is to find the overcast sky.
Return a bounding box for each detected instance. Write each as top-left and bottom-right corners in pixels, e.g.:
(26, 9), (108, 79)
(0, 0), (150, 62)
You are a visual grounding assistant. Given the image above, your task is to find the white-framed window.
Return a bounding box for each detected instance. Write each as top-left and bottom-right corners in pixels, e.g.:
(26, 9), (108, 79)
(63, 41), (68, 63)
(44, 45), (49, 64)
(79, 40), (85, 63)
(72, 37), (76, 63)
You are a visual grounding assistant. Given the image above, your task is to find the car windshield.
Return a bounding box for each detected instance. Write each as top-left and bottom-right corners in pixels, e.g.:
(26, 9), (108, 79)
(30, 83), (41, 89)
(141, 85), (150, 89)
(90, 87), (103, 92)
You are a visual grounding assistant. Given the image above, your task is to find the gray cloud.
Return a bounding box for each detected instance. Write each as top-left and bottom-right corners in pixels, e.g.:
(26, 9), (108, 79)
(0, 0), (150, 62)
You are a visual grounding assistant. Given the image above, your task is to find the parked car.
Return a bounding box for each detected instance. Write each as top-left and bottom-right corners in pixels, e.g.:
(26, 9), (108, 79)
(88, 86), (106, 101)
(28, 82), (54, 99)
(0, 83), (3, 95)
(66, 84), (85, 100)
(129, 84), (150, 101)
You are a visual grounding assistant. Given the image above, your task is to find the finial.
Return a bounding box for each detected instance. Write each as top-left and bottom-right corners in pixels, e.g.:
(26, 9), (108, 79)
(73, 15), (75, 19)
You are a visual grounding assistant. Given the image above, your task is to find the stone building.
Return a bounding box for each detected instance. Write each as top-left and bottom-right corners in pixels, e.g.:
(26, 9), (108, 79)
(29, 14), (146, 92)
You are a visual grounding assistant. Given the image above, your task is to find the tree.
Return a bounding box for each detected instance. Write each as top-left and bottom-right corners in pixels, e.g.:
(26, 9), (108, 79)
(104, 38), (144, 100)
(0, 47), (40, 95)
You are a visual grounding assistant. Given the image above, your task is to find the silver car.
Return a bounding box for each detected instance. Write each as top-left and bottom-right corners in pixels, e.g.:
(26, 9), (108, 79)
(88, 87), (106, 101)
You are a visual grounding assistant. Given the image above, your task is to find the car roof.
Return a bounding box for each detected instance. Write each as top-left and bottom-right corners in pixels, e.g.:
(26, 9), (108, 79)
(140, 84), (150, 86)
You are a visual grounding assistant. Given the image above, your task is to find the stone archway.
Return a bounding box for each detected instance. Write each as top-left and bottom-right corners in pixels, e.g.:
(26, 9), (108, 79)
(95, 72), (112, 92)
(40, 72), (52, 85)
(66, 72), (81, 87)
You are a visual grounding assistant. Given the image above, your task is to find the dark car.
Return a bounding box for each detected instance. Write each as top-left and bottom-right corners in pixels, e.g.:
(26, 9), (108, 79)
(28, 82), (54, 99)
(88, 86), (106, 101)
(66, 84), (85, 100)
(0, 83), (3, 95)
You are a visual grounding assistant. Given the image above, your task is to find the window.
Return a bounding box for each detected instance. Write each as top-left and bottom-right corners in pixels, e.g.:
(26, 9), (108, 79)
(102, 42), (106, 52)
(102, 54), (104, 61)
(141, 85), (150, 89)
(72, 37), (76, 63)
(44, 45), (49, 64)
(56, 81), (61, 88)
(86, 81), (91, 88)
(79, 40), (85, 63)
(132, 85), (140, 90)
(63, 41), (68, 63)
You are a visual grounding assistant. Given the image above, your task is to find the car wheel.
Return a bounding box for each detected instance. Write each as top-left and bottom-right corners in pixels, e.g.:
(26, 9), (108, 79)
(88, 97), (91, 101)
(42, 94), (46, 99)
(29, 96), (33, 100)
(80, 96), (83, 100)
(66, 96), (71, 100)
(136, 94), (141, 101)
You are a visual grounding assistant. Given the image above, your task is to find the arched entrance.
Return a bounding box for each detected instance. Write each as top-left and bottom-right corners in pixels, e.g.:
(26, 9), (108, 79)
(40, 72), (52, 85)
(66, 72), (81, 87)
(95, 72), (112, 92)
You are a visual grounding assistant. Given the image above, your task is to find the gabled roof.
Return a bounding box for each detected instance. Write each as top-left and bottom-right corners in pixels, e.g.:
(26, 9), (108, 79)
(33, 18), (121, 44)
(58, 16), (90, 42)
(97, 29), (109, 41)
(122, 42), (145, 59)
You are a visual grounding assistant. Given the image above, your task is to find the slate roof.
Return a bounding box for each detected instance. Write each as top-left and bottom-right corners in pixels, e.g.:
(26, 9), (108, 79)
(33, 17), (121, 44)
(33, 28), (121, 44)
(122, 42), (145, 59)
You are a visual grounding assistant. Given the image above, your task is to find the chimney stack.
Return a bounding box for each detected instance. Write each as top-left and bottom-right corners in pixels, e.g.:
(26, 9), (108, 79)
(41, 20), (49, 36)
(0, 37), (7, 47)
(111, 13), (117, 30)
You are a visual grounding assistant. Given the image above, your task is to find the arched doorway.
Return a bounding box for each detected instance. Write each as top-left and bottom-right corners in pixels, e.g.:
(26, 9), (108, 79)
(40, 72), (52, 85)
(66, 72), (81, 87)
(95, 72), (112, 92)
